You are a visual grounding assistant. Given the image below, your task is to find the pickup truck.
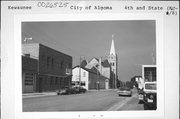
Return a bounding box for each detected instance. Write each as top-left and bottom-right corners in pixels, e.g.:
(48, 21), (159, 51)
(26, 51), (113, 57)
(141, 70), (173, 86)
(143, 82), (157, 110)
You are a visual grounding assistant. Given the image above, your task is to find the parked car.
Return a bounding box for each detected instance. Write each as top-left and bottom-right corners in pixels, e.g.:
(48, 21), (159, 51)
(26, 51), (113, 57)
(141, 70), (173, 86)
(56, 87), (76, 95)
(72, 86), (87, 93)
(117, 87), (132, 96)
(79, 86), (87, 93)
(143, 82), (157, 110)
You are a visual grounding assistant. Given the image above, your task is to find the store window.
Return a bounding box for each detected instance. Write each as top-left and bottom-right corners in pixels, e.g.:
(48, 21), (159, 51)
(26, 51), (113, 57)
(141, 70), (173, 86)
(81, 81), (85, 86)
(60, 61), (64, 69)
(72, 81), (75, 86)
(47, 56), (50, 67)
(51, 58), (54, 68)
(25, 73), (34, 85)
(83, 72), (86, 77)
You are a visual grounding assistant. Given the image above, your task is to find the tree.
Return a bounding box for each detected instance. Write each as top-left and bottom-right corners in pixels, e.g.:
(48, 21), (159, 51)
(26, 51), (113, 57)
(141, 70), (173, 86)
(117, 79), (123, 88)
(125, 81), (131, 88)
(130, 76), (141, 89)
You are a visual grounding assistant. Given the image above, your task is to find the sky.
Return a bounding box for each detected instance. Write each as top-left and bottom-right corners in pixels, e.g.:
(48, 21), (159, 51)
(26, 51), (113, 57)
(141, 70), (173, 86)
(22, 20), (156, 82)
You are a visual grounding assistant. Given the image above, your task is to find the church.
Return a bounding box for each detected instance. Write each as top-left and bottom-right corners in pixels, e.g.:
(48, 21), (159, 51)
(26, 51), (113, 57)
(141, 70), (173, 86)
(72, 35), (118, 89)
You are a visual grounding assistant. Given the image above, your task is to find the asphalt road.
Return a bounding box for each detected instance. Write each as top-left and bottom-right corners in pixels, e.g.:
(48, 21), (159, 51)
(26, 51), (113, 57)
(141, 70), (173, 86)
(23, 89), (143, 112)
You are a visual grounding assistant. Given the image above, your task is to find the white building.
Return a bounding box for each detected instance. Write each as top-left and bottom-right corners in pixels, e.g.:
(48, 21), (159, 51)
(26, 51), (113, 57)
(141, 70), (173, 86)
(72, 66), (108, 90)
(72, 66), (89, 90)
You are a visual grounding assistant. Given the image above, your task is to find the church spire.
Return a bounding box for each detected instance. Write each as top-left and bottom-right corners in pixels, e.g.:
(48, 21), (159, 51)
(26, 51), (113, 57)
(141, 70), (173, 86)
(110, 34), (116, 55)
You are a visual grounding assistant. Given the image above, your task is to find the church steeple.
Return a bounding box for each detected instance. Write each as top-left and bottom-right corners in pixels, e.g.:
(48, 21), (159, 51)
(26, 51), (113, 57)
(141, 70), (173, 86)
(108, 34), (117, 89)
(110, 34), (116, 56)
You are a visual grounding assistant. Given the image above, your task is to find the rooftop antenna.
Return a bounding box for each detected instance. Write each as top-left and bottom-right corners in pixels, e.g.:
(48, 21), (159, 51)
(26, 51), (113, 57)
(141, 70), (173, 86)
(24, 37), (32, 43)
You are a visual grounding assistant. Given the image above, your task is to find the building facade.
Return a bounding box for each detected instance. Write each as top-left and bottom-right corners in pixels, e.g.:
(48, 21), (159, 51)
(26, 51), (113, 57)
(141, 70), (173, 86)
(72, 66), (107, 90)
(22, 43), (73, 93)
(72, 66), (89, 90)
(22, 55), (38, 93)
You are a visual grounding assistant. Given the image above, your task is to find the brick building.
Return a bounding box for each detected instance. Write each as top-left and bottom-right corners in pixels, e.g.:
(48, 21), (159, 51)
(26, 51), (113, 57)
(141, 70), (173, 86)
(22, 43), (72, 93)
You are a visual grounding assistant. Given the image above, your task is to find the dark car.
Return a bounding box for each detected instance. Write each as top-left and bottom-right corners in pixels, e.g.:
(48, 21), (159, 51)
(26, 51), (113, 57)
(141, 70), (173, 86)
(79, 86), (87, 93)
(56, 87), (76, 95)
(117, 87), (132, 96)
(143, 82), (157, 110)
(72, 86), (87, 93)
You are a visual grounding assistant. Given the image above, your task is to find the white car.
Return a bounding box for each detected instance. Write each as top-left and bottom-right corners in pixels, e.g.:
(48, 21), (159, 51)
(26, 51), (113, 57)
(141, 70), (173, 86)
(117, 87), (132, 96)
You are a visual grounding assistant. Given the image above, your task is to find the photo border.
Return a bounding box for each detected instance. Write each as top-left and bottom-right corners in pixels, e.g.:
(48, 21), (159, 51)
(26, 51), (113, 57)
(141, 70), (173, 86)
(14, 13), (164, 119)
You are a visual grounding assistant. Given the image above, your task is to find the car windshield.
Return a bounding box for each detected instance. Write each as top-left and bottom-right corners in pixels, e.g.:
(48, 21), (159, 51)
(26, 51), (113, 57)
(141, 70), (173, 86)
(119, 87), (130, 91)
(145, 83), (156, 90)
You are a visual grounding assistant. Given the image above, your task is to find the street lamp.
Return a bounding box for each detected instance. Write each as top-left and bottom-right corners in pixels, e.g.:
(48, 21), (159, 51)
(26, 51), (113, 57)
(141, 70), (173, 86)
(79, 56), (85, 87)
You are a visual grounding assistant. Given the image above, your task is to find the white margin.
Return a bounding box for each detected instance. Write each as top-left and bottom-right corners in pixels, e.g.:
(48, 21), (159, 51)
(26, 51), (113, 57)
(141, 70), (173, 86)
(14, 13), (164, 119)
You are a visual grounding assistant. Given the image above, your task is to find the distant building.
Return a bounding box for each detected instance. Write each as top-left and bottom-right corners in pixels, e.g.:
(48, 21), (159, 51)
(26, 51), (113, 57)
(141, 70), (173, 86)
(84, 58), (111, 89)
(79, 36), (118, 89)
(75, 36), (118, 89)
(142, 65), (156, 82)
(22, 43), (73, 93)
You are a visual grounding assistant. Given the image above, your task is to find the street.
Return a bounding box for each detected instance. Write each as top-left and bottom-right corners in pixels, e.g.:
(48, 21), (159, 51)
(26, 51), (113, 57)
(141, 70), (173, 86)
(23, 89), (144, 112)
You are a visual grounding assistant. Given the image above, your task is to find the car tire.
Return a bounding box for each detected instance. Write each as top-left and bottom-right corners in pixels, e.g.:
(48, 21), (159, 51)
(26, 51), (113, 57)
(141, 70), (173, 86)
(144, 104), (149, 110)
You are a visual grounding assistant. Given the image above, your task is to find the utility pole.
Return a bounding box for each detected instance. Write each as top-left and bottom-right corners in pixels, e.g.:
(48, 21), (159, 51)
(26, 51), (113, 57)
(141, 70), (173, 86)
(97, 67), (98, 90)
(79, 56), (81, 87)
(115, 55), (117, 89)
(95, 64), (99, 90)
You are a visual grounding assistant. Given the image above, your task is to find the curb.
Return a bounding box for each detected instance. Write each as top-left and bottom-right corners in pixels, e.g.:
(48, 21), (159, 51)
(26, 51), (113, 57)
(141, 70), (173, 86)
(23, 89), (117, 98)
(23, 92), (57, 98)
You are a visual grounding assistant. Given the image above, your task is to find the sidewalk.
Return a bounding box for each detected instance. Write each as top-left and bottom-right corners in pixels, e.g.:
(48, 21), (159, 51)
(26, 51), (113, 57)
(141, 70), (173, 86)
(23, 89), (116, 98)
(23, 92), (57, 98)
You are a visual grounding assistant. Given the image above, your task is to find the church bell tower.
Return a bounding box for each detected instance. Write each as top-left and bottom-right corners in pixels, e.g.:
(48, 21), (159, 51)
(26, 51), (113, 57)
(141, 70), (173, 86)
(108, 35), (117, 88)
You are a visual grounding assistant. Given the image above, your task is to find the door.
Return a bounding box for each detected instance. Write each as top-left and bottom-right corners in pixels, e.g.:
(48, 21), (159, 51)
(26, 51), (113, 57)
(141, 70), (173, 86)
(24, 72), (34, 93)
(105, 79), (109, 89)
(39, 77), (42, 92)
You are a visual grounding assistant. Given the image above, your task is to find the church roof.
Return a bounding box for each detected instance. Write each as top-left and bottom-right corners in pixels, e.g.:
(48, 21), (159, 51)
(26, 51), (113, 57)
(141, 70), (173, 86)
(80, 60), (87, 68)
(73, 65), (99, 74)
(89, 57), (99, 62)
(102, 59), (111, 67)
(90, 66), (100, 74)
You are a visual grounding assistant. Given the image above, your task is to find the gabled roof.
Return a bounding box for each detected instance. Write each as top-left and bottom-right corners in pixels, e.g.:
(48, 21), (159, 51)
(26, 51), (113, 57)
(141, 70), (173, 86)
(99, 75), (109, 80)
(90, 66), (100, 74)
(73, 65), (99, 74)
(89, 57), (99, 62)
